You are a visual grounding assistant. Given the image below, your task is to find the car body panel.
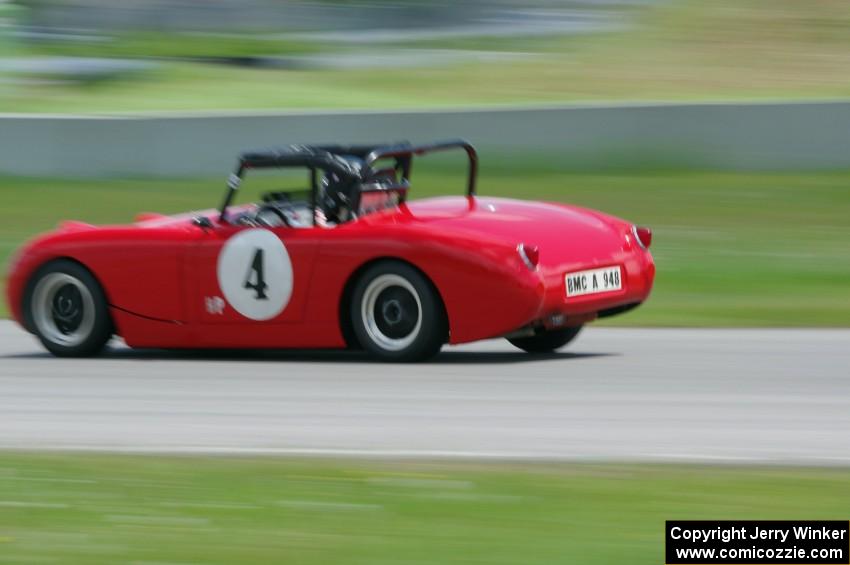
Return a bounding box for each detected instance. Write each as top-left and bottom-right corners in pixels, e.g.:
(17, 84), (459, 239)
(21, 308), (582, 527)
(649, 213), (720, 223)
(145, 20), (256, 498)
(6, 195), (654, 350)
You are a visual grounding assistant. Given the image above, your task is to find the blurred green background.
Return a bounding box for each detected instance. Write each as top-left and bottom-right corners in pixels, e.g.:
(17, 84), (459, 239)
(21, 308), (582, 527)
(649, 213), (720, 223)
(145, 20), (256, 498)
(3, 0), (850, 328)
(2, 453), (850, 565)
(3, 167), (850, 325)
(2, 0), (850, 112)
(2, 0), (849, 325)
(2, 2), (850, 563)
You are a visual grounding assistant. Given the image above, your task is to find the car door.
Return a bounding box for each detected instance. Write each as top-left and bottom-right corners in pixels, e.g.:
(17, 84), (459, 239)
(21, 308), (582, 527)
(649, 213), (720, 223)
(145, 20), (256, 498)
(190, 223), (319, 331)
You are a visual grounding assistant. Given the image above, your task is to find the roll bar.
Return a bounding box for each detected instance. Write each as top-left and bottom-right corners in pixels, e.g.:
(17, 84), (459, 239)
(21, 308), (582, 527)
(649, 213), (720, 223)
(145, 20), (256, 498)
(218, 139), (478, 222)
(364, 139), (478, 198)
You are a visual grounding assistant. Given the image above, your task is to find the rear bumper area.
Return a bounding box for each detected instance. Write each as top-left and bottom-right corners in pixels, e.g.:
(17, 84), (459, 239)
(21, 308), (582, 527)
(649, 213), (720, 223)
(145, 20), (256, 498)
(532, 248), (655, 329)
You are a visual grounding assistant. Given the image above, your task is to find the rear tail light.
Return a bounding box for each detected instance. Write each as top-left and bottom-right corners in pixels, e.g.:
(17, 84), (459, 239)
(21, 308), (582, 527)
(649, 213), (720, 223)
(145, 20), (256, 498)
(632, 225), (652, 250)
(517, 243), (539, 270)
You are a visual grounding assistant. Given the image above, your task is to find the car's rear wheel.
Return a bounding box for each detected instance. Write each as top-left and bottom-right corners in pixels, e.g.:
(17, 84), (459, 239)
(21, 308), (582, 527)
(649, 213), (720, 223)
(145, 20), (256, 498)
(350, 261), (446, 362)
(508, 325), (583, 353)
(24, 260), (112, 357)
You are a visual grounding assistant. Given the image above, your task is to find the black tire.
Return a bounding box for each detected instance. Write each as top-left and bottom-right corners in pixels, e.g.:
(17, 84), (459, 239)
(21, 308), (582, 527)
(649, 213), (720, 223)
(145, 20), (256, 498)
(508, 325), (583, 354)
(350, 261), (447, 362)
(23, 259), (112, 357)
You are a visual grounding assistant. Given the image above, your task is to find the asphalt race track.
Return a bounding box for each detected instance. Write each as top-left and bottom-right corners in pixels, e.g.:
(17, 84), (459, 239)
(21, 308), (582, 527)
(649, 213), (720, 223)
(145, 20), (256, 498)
(1, 321), (848, 463)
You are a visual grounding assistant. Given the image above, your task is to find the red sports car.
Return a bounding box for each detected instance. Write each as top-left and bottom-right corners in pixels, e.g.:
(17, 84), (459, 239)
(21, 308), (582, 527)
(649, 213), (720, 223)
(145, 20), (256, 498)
(6, 140), (654, 361)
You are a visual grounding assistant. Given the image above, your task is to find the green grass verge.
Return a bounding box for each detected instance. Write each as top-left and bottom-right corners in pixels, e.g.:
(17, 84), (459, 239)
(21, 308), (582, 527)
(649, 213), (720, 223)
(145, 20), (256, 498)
(0, 453), (849, 564)
(3, 167), (849, 326)
(3, 0), (850, 112)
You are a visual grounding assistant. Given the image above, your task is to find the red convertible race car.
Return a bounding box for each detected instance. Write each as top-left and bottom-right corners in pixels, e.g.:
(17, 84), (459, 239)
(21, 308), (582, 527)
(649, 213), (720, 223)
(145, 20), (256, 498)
(6, 140), (654, 361)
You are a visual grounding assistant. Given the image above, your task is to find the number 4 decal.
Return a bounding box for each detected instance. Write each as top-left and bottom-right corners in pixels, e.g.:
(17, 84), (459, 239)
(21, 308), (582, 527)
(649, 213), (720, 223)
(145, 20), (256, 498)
(216, 229), (293, 321)
(244, 248), (268, 300)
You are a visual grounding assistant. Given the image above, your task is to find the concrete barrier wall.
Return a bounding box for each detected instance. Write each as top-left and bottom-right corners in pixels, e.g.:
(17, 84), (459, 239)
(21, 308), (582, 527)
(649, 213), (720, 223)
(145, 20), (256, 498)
(2, 101), (850, 177)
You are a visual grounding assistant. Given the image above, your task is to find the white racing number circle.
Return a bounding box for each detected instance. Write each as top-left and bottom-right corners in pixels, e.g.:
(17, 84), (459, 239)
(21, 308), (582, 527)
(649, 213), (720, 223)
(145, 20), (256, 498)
(216, 229), (293, 321)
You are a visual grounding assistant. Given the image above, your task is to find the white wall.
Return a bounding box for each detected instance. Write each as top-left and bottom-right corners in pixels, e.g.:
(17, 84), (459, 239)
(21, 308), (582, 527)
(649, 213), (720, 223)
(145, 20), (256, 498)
(2, 101), (849, 177)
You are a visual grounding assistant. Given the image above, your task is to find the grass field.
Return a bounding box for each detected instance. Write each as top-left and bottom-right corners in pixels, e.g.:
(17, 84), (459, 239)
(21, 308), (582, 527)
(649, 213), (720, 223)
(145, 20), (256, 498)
(2, 0), (850, 113)
(2, 166), (849, 326)
(0, 453), (849, 564)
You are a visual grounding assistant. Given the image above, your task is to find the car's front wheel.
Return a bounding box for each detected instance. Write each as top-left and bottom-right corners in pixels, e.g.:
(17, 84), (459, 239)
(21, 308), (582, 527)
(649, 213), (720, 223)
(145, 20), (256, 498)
(508, 325), (583, 353)
(24, 260), (113, 357)
(350, 261), (446, 362)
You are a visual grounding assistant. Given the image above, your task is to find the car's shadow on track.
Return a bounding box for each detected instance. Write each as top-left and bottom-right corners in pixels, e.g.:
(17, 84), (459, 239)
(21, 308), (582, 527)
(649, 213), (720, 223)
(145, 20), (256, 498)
(5, 346), (615, 365)
(431, 350), (613, 364)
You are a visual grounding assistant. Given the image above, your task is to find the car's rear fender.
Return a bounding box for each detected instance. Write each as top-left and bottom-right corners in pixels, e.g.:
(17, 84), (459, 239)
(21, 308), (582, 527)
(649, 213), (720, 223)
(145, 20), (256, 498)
(310, 225), (545, 345)
(337, 257), (449, 348)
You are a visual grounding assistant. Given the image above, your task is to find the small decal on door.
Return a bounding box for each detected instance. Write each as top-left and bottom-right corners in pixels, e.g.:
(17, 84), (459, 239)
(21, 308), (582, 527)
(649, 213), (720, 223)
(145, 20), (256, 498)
(205, 296), (225, 315)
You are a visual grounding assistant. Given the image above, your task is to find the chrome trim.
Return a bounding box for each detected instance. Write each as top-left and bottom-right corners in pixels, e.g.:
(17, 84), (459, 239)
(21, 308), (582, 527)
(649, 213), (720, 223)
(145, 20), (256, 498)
(31, 273), (95, 348)
(632, 225), (647, 250)
(360, 274), (423, 352)
(517, 243), (537, 270)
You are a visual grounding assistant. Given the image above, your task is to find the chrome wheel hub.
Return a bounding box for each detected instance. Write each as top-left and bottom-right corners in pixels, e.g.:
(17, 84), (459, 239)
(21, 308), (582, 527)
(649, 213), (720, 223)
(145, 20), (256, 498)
(31, 273), (95, 347)
(361, 274), (422, 352)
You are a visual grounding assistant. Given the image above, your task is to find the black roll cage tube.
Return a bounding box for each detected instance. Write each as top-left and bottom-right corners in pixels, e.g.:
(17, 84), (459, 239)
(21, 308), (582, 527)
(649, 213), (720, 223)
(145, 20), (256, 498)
(218, 139), (478, 223)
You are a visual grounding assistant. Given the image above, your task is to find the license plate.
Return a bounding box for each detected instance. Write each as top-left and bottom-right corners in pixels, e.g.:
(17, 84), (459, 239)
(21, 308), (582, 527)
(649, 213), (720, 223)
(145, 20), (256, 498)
(565, 266), (622, 298)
